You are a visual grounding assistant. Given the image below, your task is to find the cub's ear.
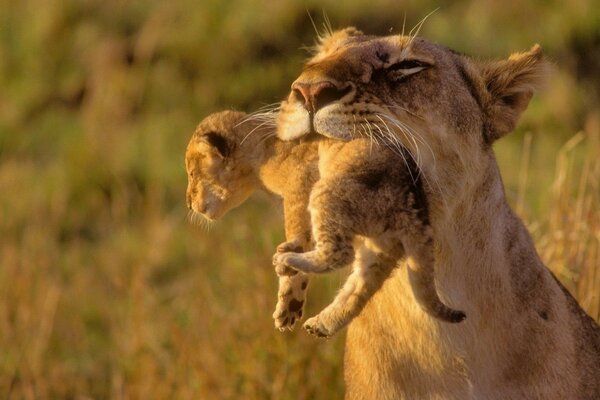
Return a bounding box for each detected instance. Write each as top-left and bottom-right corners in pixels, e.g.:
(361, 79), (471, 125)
(202, 131), (232, 158)
(478, 44), (548, 142)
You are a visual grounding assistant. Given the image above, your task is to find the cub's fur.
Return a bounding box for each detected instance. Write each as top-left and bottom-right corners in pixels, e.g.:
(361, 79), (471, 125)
(186, 111), (463, 335)
(274, 138), (465, 338)
(185, 110), (317, 330)
(277, 28), (600, 399)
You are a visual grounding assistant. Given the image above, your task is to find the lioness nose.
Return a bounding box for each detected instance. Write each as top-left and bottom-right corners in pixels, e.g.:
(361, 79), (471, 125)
(291, 81), (350, 113)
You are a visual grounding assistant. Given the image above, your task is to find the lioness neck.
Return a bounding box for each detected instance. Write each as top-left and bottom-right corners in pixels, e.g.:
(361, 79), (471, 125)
(345, 157), (583, 400)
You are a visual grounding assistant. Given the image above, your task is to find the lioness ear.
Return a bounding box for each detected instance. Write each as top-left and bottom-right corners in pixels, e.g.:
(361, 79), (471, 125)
(203, 131), (232, 158)
(479, 44), (548, 142)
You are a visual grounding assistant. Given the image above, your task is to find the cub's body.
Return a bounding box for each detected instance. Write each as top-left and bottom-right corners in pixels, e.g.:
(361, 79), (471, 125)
(186, 111), (462, 335)
(276, 138), (465, 337)
(185, 110), (317, 329)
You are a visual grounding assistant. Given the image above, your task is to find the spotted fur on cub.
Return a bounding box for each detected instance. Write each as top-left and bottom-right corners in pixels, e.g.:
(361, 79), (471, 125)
(273, 136), (466, 338)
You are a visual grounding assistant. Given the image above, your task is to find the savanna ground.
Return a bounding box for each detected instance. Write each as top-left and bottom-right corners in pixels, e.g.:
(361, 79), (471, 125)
(0, 0), (598, 399)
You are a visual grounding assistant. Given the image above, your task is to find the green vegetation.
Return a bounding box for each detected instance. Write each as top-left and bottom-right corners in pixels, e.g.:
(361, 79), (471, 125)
(0, 0), (598, 398)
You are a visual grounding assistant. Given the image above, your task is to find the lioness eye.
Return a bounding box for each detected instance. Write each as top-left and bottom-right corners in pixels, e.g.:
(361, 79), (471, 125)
(387, 59), (429, 72)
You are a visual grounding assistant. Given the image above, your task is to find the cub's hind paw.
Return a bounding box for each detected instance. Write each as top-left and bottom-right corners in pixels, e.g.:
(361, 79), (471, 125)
(273, 297), (305, 331)
(272, 275), (309, 331)
(303, 315), (334, 339)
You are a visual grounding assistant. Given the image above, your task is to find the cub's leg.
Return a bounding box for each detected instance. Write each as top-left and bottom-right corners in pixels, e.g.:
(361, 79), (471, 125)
(303, 243), (396, 338)
(273, 195), (312, 330)
(273, 191), (355, 275)
(272, 240), (309, 331)
(273, 179), (359, 275)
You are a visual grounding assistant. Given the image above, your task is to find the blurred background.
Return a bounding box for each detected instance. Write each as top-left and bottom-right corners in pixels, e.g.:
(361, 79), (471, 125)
(0, 0), (598, 398)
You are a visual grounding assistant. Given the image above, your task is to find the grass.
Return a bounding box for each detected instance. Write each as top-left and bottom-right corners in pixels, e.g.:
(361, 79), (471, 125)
(0, 0), (598, 398)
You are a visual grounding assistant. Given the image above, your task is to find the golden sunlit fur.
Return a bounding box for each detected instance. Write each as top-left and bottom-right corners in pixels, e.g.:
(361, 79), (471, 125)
(186, 111), (465, 335)
(277, 28), (600, 399)
(273, 136), (466, 338)
(185, 110), (318, 330)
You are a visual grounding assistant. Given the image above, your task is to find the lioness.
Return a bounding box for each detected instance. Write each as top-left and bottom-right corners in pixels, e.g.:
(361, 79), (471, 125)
(277, 28), (600, 399)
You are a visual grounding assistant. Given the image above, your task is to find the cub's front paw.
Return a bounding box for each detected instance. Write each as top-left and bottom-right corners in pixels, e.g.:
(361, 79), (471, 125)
(273, 241), (305, 276)
(273, 252), (316, 275)
(303, 315), (334, 339)
(272, 252), (299, 276)
(273, 275), (309, 331)
(276, 240), (304, 254)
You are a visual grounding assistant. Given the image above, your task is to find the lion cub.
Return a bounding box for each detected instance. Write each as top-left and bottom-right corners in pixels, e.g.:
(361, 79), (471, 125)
(185, 110), (319, 330)
(186, 110), (464, 337)
(273, 137), (466, 337)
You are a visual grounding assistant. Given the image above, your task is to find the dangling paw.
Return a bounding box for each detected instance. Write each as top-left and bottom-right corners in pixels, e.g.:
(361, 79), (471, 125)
(272, 275), (309, 331)
(303, 314), (335, 339)
(273, 251), (319, 275)
(273, 240), (304, 276)
(276, 240), (304, 254)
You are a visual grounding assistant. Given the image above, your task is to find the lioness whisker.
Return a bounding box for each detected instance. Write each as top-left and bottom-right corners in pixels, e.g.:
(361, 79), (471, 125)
(322, 11), (334, 38)
(376, 114), (420, 164)
(379, 114), (448, 207)
(377, 113), (436, 169)
(257, 132), (277, 146)
(363, 120), (377, 154)
(373, 114), (447, 200)
(384, 104), (424, 120)
(240, 118), (278, 145)
(372, 120), (405, 157)
(238, 110), (278, 125)
(306, 10), (322, 42)
(408, 8), (439, 46)
(375, 117), (411, 157)
(252, 102), (282, 113)
(373, 120), (417, 184)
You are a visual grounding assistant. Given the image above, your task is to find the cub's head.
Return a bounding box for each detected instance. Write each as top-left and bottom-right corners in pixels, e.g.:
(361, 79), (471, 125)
(277, 28), (547, 179)
(185, 110), (268, 221)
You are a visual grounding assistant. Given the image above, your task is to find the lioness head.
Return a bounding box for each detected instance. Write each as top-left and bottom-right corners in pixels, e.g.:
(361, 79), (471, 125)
(277, 28), (547, 200)
(185, 110), (265, 221)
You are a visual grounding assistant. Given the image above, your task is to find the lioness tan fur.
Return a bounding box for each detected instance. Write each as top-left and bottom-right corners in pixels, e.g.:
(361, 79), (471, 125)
(277, 28), (600, 400)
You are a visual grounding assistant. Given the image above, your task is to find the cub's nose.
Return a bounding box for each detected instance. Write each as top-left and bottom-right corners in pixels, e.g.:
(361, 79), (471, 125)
(189, 200), (206, 214)
(291, 81), (351, 113)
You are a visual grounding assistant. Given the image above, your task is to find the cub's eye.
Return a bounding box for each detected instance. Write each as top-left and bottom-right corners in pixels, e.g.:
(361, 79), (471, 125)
(387, 59), (430, 74)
